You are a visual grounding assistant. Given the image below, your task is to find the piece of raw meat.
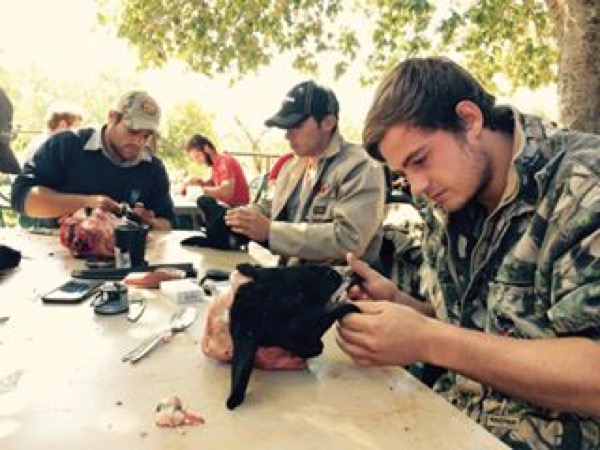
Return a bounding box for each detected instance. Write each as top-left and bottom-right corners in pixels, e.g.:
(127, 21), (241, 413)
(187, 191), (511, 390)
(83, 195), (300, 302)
(124, 268), (186, 289)
(59, 208), (122, 258)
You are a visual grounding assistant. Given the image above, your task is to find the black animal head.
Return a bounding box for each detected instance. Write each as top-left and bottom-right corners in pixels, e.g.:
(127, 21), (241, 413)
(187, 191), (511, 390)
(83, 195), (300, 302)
(180, 196), (249, 250)
(226, 263), (360, 410)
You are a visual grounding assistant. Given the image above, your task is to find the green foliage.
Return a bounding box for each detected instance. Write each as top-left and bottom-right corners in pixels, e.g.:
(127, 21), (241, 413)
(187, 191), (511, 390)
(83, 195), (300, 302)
(438, 0), (556, 91)
(2, 65), (137, 153)
(1, 63), (217, 181)
(359, 0), (557, 91)
(100, 0), (558, 93)
(97, 0), (353, 78)
(158, 102), (215, 179)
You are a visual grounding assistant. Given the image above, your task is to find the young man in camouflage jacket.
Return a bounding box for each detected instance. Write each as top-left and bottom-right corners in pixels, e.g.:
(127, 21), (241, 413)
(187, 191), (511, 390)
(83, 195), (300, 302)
(336, 57), (600, 449)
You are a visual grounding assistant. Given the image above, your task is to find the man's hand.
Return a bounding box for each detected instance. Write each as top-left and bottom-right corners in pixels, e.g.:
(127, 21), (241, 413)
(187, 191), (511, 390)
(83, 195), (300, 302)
(180, 179), (207, 195)
(346, 253), (401, 302)
(225, 208), (270, 242)
(336, 301), (431, 367)
(84, 195), (121, 214)
(131, 202), (155, 224)
(130, 202), (171, 230)
(347, 253), (435, 316)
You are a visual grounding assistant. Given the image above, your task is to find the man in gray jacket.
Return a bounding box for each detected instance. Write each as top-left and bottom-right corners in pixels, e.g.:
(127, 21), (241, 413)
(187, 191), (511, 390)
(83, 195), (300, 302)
(226, 80), (385, 266)
(0, 88), (20, 175)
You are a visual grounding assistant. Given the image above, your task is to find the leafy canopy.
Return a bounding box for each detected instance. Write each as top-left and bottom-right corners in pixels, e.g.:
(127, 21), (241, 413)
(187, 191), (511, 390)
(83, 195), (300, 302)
(98, 0), (557, 92)
(159, 101), (215, 178)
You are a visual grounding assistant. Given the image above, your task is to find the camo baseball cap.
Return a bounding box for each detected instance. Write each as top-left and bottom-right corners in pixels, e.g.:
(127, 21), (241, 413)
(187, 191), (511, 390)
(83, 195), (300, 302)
(0, 88), (20, 174)
(115, 91), (161, 132)
(265, 80), (339, 129)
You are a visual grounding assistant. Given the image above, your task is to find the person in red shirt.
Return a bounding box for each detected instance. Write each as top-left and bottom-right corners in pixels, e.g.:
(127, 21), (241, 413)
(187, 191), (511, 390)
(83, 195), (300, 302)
(264, 151), (295, 200)
(182, 134), (250, 206)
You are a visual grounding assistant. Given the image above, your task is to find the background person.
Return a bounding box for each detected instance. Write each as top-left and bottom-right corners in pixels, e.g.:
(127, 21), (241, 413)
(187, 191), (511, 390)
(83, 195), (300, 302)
(11, 90), (174, 230)
(336, 57), (600, 449)
(26, 101), (84, 156)
(20, 101), (85, 229)
(0, 88), (21, 266)
(226, 80), (386, 266)
(181, 134), (250, 207)
(0, 88), (20, 175)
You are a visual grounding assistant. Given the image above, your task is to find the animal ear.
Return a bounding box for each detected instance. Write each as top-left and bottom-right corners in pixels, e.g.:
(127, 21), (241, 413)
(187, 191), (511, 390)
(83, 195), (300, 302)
(301, 303), (361, 350)
(324, 302), (360, 322)
(227, 330), (258, 410)
(226, 280), (267, 409)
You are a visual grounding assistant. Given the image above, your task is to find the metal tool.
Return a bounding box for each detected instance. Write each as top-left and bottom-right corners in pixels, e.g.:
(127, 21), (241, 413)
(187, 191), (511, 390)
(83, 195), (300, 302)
(117, 203), (143, 225)
(127, 299), (146, 323)
(329, 266), (361, 305)
(122, 306), (197, 363)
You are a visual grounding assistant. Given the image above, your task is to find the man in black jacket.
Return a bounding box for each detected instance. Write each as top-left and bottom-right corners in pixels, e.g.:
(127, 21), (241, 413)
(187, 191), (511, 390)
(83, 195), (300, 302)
(11, 91), (174, 230)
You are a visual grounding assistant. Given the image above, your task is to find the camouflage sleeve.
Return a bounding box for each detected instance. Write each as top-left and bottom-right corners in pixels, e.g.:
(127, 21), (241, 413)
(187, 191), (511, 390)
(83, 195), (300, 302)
(544, 151), (600, 338)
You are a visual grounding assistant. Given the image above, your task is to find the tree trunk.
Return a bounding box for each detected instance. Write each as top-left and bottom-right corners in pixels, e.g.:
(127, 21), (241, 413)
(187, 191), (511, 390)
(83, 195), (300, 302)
(546, 0), (600, 134)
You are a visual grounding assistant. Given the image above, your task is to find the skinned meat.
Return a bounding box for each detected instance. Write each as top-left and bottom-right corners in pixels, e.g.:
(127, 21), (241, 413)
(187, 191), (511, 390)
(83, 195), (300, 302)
(59, 208), (122, 258)
(154, 396), (205, 427)
(124, 268), (186, 289)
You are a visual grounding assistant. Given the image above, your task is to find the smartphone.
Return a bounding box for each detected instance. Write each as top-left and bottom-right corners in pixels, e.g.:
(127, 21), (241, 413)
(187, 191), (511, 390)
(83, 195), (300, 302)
(202, 269), (231, 282)
(41, 279), (103, 304)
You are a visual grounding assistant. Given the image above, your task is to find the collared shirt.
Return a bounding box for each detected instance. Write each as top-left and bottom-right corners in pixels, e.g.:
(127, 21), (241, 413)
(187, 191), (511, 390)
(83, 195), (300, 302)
(207, 152), (250, 206)
(11, 127), (175, 224)
(299, 157), (319, 203)
(83, 127), (152, 168)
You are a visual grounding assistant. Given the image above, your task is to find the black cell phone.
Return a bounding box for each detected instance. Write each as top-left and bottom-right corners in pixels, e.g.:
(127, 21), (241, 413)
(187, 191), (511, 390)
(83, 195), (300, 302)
(41, 279), (103, 304)
(202, 269), (231, 282)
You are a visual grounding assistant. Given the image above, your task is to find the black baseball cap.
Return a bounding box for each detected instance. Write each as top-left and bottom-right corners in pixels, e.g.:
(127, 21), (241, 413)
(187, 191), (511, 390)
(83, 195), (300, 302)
(265, 80), (339, 129)
(0, 88), (20, 174)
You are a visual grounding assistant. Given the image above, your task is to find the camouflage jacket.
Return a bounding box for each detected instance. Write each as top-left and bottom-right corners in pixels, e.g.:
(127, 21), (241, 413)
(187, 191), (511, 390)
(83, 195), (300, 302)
(421, 111), (600, 449)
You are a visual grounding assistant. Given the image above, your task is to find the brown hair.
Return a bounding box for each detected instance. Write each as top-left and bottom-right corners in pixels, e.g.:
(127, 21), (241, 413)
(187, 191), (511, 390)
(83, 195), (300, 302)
(186, 134), (216, 165)
(47, 112), (82, 131)
(46, 102), (83, 132)
(363, 57), (501, 161)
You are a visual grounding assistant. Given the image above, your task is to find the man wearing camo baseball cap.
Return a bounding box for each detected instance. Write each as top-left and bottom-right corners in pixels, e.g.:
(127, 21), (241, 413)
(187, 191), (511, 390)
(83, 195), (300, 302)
(11, 90), (175, 230)
(115, 90), (161, 132)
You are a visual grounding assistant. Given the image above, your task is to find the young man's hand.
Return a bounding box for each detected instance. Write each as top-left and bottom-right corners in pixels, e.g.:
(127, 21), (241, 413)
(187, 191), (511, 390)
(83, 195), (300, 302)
(130, 202), (171, 230)
(346, 253), (434, 316)
(336, 300), (433, 367)
(346, 253), (400, 302)
(225, 208), (270, 242)
(85, 194), (121, 214)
